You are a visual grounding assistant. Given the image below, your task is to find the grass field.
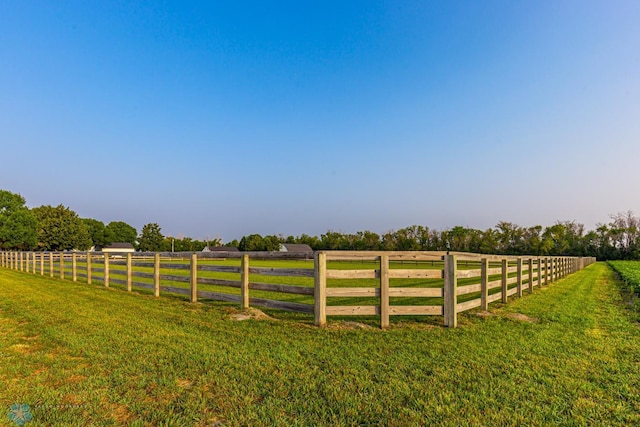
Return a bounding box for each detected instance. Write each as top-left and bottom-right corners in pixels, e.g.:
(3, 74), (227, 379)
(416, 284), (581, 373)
(1, 262), (639, 425)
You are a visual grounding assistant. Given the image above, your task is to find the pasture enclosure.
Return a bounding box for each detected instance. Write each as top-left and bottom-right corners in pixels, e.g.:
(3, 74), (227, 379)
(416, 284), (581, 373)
(0, 250), (595, 328)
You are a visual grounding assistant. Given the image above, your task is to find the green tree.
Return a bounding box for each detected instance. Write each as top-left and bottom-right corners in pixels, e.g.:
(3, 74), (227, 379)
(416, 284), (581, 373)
(82, 218), (107, 248)
(0, 189), (38, 250)
(0, 208), (38, 250)
(138, 223), (165, 252)
(32, 205), (91, 251)
(239, 234), (266, 251)
(104, 221), (137, 246)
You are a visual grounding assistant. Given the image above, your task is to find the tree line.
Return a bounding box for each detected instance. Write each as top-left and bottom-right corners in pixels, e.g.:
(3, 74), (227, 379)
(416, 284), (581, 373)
(1, 189), (639, 259)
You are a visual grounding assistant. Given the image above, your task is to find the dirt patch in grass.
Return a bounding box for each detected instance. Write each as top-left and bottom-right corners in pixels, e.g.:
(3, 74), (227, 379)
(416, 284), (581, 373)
(475, 311), (495, 318)
(230, 307), (272, 321)
(327, 321), (374, 330)
(505, 312), (538, 323)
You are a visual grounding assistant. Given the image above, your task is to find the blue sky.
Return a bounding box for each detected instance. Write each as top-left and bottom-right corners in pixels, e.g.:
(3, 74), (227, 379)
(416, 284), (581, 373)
(2, 1), (639, 242)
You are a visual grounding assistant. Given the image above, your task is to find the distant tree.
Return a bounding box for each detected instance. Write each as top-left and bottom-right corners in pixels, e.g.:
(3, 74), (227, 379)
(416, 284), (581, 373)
(226, 239), (240, 248)
(609, 211), (640, 259)
(239, 234), (265, 251)
(0, 189), (38, 250)
(138, 223), (165, 252)
(32, 205), (91, 251)
(263, 235), (282, 251)
(82, 218), (107, 248)
(104, 221), (137, 246)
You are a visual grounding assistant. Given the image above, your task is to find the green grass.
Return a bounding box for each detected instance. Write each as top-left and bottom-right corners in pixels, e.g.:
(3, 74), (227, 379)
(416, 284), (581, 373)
(1, 262), (639, 425)
(608, 260), (640, 293)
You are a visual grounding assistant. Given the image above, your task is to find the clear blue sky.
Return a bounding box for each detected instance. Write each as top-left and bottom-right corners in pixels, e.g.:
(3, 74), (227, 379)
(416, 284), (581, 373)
(2, 1), (639, 242)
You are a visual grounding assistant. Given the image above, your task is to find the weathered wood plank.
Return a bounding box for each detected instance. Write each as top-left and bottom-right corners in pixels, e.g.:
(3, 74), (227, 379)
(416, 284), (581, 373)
(249, 298), (314, 313)
(325, 305), (379, 315)
(506, 286), (519, 296)
(160, 263), (191, 271)
(388, 287), (443, 297)
(457, 283), (482, 296)
(380, 254), (390, 328)
(131, 271), (155, 279)
(199, 265), (242, 273)
(456, 298), (482, 312)
(314, 252), (327, 327)
(389, 269), (442, 279)
(197, 290), (242, 303)
(487, 279), (502, 290)
(249, 267), (315, 277)
(249, 282), (314, 295)
(326, 287), (379, 297)
(389, 305), (443, 315)
(159, 274), (190, 283)
(159, 286), (191, 296)
(326, 269), (378, 279)
(197, 277), (241, 288)
(456, 269), (481, 279)
(133, 282), (155, 290)
(487, 292), (503, 303)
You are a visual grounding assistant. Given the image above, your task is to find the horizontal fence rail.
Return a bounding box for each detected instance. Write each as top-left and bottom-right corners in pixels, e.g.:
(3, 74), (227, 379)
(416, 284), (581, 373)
(0, 250), (595, 328)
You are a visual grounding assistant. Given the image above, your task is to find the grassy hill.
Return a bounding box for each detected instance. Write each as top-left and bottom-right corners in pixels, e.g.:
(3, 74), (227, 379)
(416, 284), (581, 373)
(1, 263), (638, 426)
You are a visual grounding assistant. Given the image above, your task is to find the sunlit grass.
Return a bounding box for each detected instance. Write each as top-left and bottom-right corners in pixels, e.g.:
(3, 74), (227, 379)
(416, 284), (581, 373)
(1, 263), (638, 425)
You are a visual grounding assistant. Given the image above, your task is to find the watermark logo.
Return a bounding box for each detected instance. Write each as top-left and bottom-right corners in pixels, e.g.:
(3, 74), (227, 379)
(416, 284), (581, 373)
(8, 403), (32, 426)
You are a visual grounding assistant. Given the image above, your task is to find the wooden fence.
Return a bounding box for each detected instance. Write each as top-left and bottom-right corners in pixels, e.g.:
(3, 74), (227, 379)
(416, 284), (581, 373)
(0, 250), (595, 328)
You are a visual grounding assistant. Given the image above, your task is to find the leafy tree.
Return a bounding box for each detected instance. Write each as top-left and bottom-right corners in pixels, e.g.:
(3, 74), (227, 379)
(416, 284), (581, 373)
(82, 218), (107, 248)
(104, 221), (137, 246)
(0, 189), (38, 250)
(0, 208), (38, 250)
(138, 223), (165, 252)
(239, 234), (266, 251)
(263, 235), (282, 251)
(32, 205), (91, 251)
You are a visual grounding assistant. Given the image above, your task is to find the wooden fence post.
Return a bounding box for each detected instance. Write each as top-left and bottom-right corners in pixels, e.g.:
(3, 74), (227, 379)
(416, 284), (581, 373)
(501, 258), (508, 303)
(314, 252), (327, 327)
(104, 253), (109, 288)
(154, 253), (160, 298)
(25, 252), (30, 273)
(527, 258), (533, 293)
(49, 252), (54, 277)
(241, 254), (250, 309)
(444, 254), (457, 327)
(87, 252), (92, 284)
(19, 251), (23, 272)
(481, 258), (488, 310)
(60, 252), (65, 280)
(190, 253), (198, 303)
(380, 254), (390, 329)
(39, 253), (44, 275)
(72, 253), (77, 281)
(516, 258), (523, 297)
(536, 257), (541, 287)
(126, 253), (132, 292)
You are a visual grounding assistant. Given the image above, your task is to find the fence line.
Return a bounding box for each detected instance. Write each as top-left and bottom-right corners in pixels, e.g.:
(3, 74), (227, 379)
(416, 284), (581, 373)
(0, 250), (595, 328)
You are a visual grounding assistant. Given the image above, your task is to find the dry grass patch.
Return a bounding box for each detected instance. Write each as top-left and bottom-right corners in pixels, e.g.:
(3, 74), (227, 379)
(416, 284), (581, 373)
(230, 307), (272, 321)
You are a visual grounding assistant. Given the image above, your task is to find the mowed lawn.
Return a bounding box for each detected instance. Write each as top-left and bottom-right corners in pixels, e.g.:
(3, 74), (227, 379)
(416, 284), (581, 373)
(0, 263), (639, 426)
